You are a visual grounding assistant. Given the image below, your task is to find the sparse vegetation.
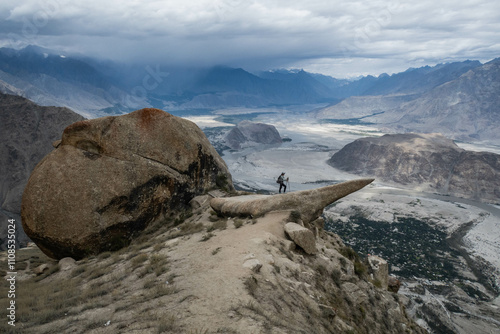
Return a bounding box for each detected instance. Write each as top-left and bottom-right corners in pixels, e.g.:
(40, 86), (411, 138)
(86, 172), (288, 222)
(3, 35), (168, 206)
(215, 173), (230, 191)
(289, 210), (301, 223)
(156, 314), (178, 333)
(327, 214), (461, 280)
(131, 253), (149, 269)
(0, 197), (425, 334)
(331, 268), (342, 286)
(233, 218), (244, 228)
(207, 219), (227, 231)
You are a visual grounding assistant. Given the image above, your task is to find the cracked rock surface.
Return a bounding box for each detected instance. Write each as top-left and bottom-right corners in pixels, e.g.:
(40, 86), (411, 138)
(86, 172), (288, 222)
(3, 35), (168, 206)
(21, 108), (233, 259)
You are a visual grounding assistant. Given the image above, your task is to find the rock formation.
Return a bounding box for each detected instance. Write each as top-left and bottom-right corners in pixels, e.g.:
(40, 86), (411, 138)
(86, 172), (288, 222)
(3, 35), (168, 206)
(224, 120), (282, 149)
(21, 108), (233, 259)
(367, 255), (389, 289)
(284, 222), (317, 254)
(0, 93), (85, 250)
(210, 178), (374, 223)
(328, 133), (500, 203)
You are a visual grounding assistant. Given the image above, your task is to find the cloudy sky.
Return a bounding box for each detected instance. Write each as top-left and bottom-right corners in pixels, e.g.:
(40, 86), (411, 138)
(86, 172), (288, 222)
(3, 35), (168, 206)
(1, 0), (499, 77)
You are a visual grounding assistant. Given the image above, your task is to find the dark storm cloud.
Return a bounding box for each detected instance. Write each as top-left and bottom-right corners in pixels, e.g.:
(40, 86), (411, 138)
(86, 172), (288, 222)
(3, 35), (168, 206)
(1, 0), (499, 77)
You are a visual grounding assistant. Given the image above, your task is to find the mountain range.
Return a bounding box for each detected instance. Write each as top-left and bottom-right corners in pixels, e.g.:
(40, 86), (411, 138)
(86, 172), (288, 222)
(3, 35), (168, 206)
(1, 45), (499, 142)
(0, 46), (341, 117)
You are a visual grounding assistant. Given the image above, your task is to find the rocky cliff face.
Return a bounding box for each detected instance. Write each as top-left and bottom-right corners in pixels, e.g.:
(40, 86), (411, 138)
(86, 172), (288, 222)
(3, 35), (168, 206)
(224, 120), (282, 149)
(0, 93), (85, 250)
(328, 133), (500, 203)
(21, 108), (234, 260)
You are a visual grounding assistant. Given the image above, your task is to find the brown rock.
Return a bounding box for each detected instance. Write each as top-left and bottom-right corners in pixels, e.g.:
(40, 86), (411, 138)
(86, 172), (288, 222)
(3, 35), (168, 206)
(21, 108), (233, 260)
(388, 276), (401, 293)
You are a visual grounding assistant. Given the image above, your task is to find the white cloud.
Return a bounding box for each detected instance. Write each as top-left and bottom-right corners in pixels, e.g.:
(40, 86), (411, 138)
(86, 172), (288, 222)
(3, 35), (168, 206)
(1, 0), (499, 77)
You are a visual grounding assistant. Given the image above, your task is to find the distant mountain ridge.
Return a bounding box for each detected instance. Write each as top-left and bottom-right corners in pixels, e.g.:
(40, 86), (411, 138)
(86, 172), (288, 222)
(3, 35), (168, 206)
(0, 45), (490, 120)
(315, 58), (500, 142)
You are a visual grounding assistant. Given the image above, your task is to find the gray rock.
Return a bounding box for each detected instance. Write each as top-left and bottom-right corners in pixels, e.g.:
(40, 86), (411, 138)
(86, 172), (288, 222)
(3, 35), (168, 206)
(367, 255), (389, 289)
(58, 257), (76, 271)
(210, 178), (374, 223)
(280, 239), (296, 252)
(284, 223), (317, 255)
(243, 259), (263, 273)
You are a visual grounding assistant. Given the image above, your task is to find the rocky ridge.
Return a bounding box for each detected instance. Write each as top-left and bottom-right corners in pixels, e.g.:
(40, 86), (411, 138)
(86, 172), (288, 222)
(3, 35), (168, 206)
(328, 133), (500, 203)
(1, 184), (425, 334)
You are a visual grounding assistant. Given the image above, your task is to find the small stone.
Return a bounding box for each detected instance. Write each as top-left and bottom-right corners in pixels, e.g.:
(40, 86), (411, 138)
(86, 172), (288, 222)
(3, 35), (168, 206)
(243, 253), (256, 261)
(243, 259), (262, 273)
(58, 257), (76, 271)
(33, 263), (49, 275)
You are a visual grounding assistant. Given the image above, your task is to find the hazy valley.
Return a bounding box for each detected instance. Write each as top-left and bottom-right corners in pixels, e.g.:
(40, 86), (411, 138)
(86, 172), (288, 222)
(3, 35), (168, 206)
(193, 110), (500, 333)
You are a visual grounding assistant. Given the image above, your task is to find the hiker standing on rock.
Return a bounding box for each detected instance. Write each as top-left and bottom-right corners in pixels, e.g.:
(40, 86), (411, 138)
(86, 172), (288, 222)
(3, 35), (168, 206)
(277, 172), (289, 193)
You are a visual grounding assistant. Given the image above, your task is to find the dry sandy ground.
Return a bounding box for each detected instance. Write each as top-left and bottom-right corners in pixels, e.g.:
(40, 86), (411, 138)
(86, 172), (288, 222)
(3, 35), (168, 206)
(163, 210), (290, 333)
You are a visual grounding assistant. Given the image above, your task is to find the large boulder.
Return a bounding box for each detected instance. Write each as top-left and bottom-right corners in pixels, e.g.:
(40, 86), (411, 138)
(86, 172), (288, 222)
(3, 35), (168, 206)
(21, 108), (233, 259)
